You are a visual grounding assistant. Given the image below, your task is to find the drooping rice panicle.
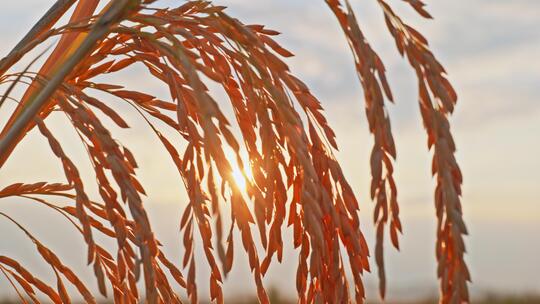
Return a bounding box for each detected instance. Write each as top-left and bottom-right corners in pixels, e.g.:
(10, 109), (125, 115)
(0, 1), (467, 303)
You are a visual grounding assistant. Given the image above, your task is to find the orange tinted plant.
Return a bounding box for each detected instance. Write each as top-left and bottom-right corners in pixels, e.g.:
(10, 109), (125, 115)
(0, 0), (469, 303)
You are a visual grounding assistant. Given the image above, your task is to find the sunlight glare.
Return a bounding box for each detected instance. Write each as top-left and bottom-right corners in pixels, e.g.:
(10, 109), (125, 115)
(225, 147), (253, 191)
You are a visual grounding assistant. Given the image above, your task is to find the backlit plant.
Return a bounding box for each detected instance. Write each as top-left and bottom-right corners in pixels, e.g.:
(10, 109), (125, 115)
(0, 0), (469, 303)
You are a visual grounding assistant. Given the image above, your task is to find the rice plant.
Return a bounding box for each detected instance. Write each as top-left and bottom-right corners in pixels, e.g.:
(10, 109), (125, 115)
(0, 0), (469, 303)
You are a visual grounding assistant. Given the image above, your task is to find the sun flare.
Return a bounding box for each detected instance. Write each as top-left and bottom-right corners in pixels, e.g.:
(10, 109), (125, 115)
(225, 147), (253, 191)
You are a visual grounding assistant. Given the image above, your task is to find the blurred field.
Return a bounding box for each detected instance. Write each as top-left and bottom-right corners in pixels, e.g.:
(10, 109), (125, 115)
(217, 294), (540, 304)
(221, 294), (540, 304)
(3, 293), (540, 304)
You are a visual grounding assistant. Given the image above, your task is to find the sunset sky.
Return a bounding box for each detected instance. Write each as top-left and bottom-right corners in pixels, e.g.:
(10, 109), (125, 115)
(0, 0), (539, 301)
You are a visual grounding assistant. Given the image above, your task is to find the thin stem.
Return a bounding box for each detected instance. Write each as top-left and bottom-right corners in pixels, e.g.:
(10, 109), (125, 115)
(0, 265), (28, 304)
(0, 0), (77, 76)
(0, 0), (134, 168)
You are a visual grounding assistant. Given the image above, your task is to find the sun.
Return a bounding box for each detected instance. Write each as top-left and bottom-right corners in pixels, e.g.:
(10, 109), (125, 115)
(231, 165), (247, 190)
(224, 147), (253, 191)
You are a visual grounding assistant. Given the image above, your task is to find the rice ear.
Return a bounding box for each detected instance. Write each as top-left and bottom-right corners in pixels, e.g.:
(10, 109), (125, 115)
(0, 0), (467, 303)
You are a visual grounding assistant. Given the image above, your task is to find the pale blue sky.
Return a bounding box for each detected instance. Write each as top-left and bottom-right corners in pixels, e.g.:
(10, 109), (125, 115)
(0, 0), (539, 301)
